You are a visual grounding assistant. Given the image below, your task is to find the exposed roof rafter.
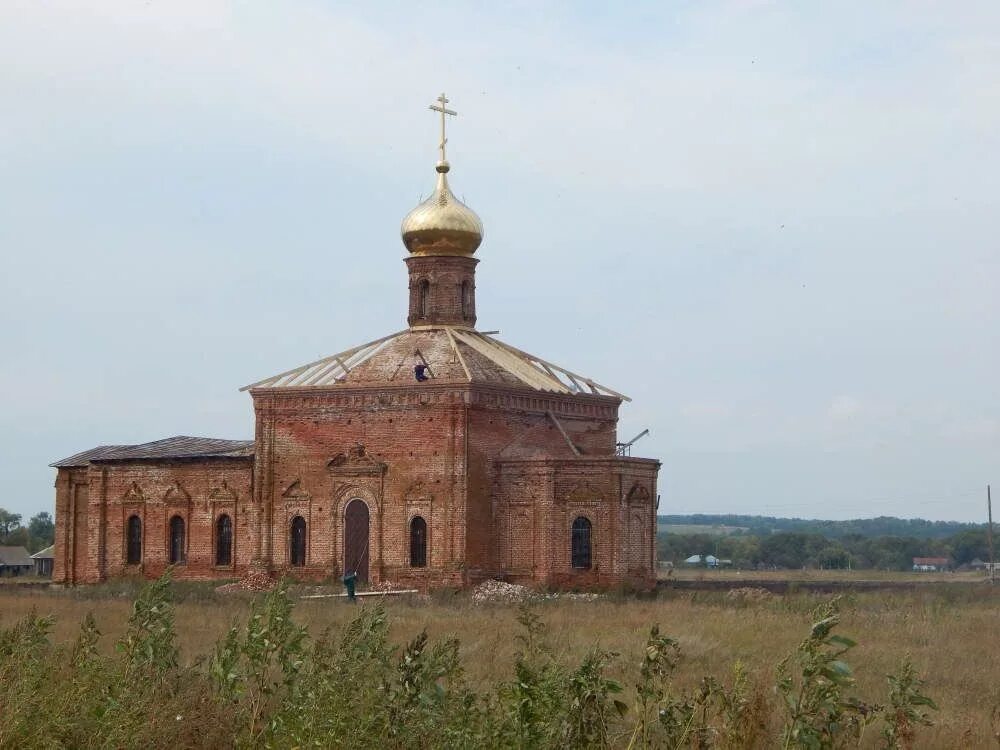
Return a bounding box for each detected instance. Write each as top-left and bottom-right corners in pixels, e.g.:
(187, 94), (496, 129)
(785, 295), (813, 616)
(240, 327), (629, 401)
(239, 330), (407, 391)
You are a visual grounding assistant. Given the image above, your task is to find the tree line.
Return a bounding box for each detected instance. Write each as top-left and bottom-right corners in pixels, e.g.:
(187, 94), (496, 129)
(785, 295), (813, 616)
(658, 518), (993, 570)
(659, 513), (984, 540)
(0, 508), (55, 554)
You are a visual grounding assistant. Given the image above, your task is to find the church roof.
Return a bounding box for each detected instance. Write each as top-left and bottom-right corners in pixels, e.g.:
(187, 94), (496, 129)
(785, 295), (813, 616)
(51, 436), (254, 468)
(240, 327), (629, 401)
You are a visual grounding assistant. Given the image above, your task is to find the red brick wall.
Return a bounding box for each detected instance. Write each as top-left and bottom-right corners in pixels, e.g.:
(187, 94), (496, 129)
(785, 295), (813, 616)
(405, 255), (478, 328)
(253, 386), (469, 588)
(495, 457), (659, 589)
(55, 460), (253, 583)
(53, 468), (89, 584)
(53, 383), (659, 590)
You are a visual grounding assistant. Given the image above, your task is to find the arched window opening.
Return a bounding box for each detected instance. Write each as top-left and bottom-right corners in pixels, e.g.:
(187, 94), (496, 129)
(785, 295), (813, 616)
(571, 516), (592, 570)
(418, 279), (430, 318)
(126, 515), (142, 565)
(290, 516), (307, 567)
(460, 280), (472, 319)
(216, 514), (233, 566)
(410, 516), (428, 568)
(168, 515), (185, 565)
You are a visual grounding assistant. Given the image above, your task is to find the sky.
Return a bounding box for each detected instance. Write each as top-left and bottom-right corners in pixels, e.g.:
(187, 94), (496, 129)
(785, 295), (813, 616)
(0, 1), (997, 523)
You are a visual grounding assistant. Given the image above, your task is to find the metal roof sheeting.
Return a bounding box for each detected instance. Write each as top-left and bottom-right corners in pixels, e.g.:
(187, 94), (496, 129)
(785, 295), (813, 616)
(30, 545), (55, 560)
(51, 436), (254, 468)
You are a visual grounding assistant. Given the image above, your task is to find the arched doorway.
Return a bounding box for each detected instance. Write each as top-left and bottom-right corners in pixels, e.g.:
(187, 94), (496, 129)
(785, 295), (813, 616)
(344, 499), (370, 583)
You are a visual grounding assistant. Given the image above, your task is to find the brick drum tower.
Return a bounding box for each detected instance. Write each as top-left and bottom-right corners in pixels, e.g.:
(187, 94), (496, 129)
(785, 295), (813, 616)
(51, 94), (661, 589)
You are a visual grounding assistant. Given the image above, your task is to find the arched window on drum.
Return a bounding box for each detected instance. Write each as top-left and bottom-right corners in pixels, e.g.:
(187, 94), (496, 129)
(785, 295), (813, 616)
(418, 279), (430, 319)
(460, 280), (472, 320)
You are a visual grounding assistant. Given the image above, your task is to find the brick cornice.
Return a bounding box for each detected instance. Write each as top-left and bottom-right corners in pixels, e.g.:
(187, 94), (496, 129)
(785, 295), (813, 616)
(496, 456), (661, 468)
(250, 381), (621, 419)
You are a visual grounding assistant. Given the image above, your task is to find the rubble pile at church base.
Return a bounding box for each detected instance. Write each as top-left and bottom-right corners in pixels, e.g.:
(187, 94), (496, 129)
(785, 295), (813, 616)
(215, 569), (277, 593)
(470, 579), (603, 604)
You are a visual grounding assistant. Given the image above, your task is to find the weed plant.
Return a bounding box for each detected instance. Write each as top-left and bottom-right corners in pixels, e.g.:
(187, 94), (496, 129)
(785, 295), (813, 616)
(0, 573), (939, 749)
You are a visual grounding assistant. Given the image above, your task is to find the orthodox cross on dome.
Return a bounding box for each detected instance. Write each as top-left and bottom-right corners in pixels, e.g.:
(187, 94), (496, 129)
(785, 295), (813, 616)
(428, 92), (457, 163)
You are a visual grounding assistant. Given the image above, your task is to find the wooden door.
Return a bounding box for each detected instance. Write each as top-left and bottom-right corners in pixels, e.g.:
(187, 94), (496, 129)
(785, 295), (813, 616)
(344, 499), (370, 583)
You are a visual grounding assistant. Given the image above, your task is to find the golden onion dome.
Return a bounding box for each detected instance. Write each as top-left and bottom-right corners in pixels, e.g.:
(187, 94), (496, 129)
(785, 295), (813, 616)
(400, 160), (483, 256)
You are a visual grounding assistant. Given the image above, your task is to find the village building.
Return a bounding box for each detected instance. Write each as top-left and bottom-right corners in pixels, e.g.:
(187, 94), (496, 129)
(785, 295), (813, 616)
(31, 545), (55, 577)
(911, 556), (950, 572)
(0, 546), (34, 577)
(50, 95), (661, 590)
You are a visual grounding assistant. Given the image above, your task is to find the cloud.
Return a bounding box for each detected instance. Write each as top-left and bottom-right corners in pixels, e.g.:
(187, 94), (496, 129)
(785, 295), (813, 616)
(679, 401), (732, 422)
(827, 395), (862, 423)
(941, 416), (1000, 443)
(0, 1), (997, 522)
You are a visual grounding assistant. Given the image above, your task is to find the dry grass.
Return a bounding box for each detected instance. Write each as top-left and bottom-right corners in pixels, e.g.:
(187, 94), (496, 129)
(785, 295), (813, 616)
(2, 583), (999, 747)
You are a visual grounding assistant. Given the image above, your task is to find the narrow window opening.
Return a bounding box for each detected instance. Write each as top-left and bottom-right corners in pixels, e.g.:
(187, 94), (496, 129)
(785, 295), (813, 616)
(126, 515), (142, 564)
(168, 515), (186, 565)
(418, 279), (430, 318)
(410, 516), (428, 567)
(216, 514), (233, 566)
(461, 280), (472, 319)
(571, 516), (592, 570)
(290, 516), (307, 567)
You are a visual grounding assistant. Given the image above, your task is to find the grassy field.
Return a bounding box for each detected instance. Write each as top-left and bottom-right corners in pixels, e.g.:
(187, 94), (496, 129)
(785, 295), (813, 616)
(2, 580), (999, 747)
(660, 567), (988, 583)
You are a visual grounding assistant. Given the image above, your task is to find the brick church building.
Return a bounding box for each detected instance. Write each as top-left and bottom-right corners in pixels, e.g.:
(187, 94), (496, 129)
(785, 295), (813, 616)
(51, 96), (660, 590)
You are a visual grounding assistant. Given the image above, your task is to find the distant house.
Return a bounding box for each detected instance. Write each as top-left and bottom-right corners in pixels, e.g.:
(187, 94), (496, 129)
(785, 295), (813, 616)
(31, 545), (54, 577)
(682, 554), (730, 568)
(912, 556), (950, 572)
(0, 546), (34, 577)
